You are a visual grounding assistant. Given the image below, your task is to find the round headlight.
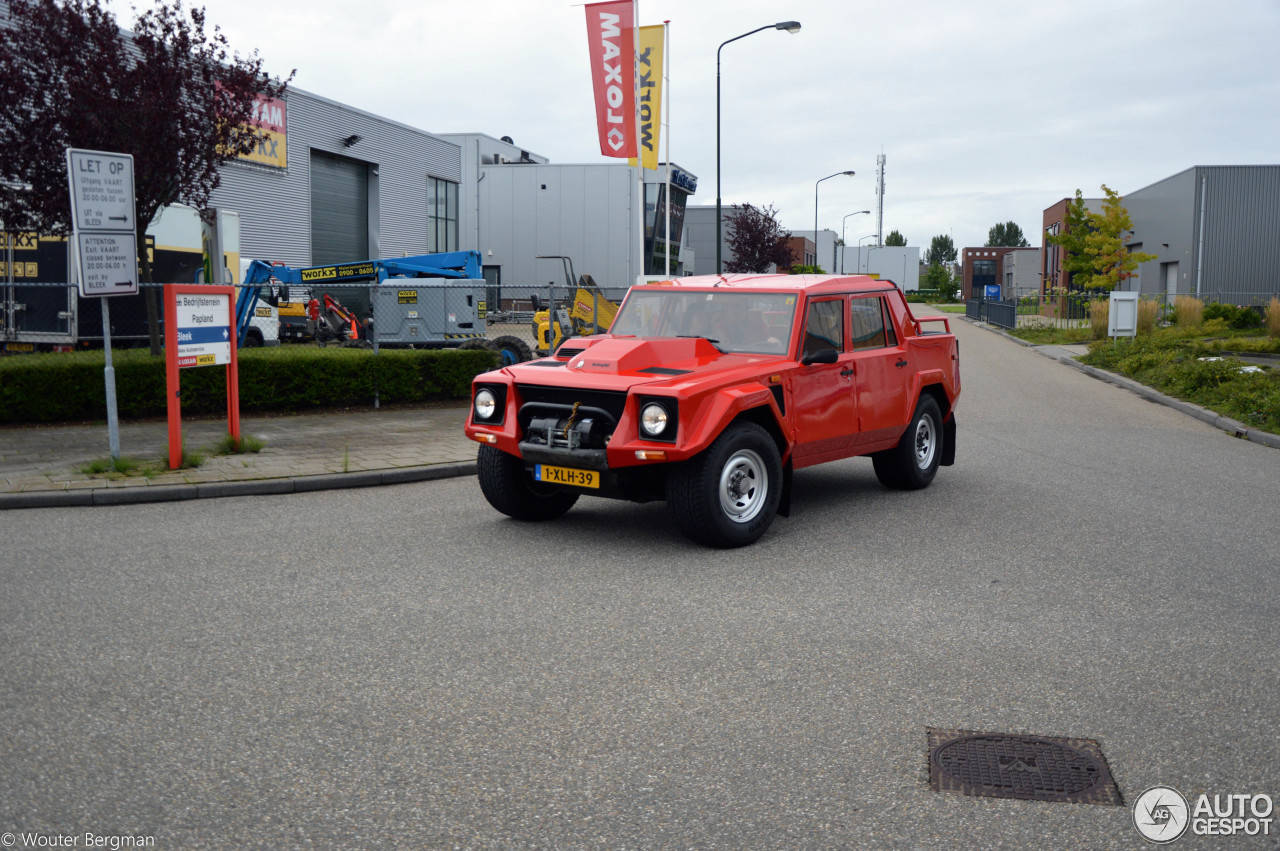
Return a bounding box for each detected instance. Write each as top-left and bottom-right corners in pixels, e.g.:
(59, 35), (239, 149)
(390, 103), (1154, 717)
(640, 402), (668, 436)
(475, 388), (497, 420)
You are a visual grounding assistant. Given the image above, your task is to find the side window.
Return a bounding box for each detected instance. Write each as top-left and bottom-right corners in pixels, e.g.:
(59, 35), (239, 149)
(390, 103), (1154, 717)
(803, 298), (844, 359)
(849, 297), (887, 350)
(881, 297), (898, 347)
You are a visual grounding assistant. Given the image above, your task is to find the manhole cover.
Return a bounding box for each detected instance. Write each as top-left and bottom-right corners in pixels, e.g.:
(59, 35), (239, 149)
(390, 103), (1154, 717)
(928, 728), (1122, 806)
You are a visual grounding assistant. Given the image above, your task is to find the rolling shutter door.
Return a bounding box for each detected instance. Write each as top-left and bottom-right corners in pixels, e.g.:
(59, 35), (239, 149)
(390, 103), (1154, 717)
(310, 151), (369, 265)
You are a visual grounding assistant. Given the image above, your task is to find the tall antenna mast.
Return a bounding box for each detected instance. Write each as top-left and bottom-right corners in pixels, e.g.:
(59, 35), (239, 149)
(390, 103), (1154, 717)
(875, 153), (886, 246)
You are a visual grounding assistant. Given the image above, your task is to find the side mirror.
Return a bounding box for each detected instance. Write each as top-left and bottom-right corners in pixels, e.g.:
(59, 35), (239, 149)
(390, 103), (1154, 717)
(801, 348), (839, 366)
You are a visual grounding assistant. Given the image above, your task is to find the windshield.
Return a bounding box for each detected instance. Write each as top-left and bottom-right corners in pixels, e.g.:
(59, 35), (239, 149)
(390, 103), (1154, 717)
(610, 290), (797, 355)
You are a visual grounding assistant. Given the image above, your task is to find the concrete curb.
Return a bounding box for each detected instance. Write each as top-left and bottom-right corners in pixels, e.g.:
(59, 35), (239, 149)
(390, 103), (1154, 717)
(964, 317), (1280, 450)
(0, 461), (479, 511)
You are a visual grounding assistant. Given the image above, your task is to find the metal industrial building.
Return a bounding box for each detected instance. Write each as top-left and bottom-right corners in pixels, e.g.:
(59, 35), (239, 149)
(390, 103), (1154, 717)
(441, 133), (699, 297)
(212, 105), (700, 294)
(1122, 165), (1280, 306)
(1041, 165), (1280, 306)
(207, 87), (464, 272)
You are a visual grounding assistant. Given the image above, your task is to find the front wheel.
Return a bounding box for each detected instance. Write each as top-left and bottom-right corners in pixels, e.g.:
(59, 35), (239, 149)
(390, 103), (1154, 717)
(477, 445), (579, 521)
(666, 422), (782, 548)
(491, 335), (533, 366)
(872, 395), (943, 490)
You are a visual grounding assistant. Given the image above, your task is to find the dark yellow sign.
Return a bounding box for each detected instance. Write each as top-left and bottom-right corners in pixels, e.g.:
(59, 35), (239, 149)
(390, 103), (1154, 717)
(398, 290), (418, 304)
(300, 262), (377, 282)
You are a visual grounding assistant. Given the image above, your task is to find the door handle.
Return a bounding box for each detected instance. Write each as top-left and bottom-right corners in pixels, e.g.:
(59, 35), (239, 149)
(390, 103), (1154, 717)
(840, 367), (854, 377)
(895, 359), (908, 368)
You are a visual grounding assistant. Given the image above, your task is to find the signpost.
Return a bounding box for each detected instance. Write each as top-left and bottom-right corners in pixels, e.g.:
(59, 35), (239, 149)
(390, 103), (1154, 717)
(1109, 290), (1139, 340)
(164, 284), (240, 470)
(66, 148), (138, 460)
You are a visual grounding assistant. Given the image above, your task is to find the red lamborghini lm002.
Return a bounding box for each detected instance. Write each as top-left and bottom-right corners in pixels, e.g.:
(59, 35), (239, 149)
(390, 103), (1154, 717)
(465, 274), (960, 547)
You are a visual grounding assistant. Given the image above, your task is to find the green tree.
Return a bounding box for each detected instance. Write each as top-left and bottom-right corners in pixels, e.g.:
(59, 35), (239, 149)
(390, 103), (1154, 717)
(1085, 185), (1156, 290)
(724, 203), (795, 273)
(922, 263), (959, 301)
(787, 264), (825, 274)
(986, 221), (1029, 247)
(0, 0), (291, 352)
(1047, 186), (1155, 291)
(924, 234), (956, 267)
(1045, 189), (1094, 289)
(885, 230), (907, 246)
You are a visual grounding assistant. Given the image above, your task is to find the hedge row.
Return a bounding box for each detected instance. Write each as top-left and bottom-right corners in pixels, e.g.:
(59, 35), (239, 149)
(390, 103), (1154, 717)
(0, 346), (498, 424)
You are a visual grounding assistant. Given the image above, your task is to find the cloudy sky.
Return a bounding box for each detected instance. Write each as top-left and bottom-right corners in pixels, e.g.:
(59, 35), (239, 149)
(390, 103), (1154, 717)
(108, 0), (1280, 252)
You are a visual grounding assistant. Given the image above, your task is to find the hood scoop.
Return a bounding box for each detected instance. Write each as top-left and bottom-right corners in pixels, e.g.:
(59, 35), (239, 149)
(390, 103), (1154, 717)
(563, 337), (719, 375)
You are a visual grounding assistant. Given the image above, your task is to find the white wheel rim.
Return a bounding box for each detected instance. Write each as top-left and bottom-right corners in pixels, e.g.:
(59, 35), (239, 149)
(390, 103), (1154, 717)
(719, 448), (767, 523)
(915, 414), (937, 470)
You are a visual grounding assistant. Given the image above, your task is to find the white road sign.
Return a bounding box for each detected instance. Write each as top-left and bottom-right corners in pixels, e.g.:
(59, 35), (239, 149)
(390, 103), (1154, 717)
(175, 292), (233, 368)
(76, 232), (139, 297)
(66, 149), (136, 232)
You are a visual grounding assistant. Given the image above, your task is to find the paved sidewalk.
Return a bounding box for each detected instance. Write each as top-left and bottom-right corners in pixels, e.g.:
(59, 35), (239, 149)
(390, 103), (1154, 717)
(0, 403), (479, 509)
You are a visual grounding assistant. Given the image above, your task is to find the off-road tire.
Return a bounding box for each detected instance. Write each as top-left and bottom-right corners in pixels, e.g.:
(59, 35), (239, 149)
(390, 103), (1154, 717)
(477, 445), (579, 521)
(666, 421), (782, 548)
(458, 338), (496, 351)
(872, 395), (943, 490)
(243, 330), (263, 348)
(491, 335), (533, 366)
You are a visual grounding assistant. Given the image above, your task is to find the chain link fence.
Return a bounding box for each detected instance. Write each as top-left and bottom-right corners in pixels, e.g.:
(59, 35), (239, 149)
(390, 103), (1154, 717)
(1, 281), (630, 359)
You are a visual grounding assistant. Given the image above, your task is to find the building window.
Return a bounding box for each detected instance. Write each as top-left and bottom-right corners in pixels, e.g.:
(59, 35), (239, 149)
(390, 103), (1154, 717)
(973, 259), (997, 285)
(428, 177), (459, 252)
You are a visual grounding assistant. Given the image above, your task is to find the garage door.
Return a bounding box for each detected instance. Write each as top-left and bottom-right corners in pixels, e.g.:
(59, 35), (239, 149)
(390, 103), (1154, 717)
(310, 151), (369, 265)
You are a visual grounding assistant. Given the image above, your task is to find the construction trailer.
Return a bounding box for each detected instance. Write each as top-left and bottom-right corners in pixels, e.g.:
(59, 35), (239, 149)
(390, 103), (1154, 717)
(238, 251), (491, 348)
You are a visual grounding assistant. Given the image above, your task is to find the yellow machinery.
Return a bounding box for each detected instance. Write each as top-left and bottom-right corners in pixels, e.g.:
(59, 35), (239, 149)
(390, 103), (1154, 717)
(531, 258), (620, 355)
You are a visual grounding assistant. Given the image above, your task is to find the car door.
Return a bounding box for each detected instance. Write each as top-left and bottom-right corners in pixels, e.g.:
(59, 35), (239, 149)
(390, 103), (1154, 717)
(789, 296), (856, 462)
(849, 294), (912, 447)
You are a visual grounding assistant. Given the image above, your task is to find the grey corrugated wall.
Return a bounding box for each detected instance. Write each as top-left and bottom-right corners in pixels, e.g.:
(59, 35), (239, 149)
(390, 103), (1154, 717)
(209, 87), (462, 268)
(1199, 165), (1280, 303)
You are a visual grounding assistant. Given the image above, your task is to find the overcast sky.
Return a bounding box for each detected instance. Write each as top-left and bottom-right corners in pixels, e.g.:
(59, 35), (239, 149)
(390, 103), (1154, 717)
(108, 0), (1280, 253)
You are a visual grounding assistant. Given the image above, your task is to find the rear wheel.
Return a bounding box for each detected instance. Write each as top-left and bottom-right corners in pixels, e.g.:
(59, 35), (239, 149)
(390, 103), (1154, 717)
(458, 338), (496, 351)
(666, 422), (782, 548)
(477, 445), (579, 521)
(872, 395), (942, 490)
(491, 335), (533, 366)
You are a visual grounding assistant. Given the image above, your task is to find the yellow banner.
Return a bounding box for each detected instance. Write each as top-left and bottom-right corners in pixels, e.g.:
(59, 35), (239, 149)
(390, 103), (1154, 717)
(627, 25), (664, 171)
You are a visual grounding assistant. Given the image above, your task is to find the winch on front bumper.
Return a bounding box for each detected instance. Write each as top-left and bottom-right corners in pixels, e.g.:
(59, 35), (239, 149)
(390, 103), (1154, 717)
(513, 384), (667, 501)
(514, 384), (626, 470)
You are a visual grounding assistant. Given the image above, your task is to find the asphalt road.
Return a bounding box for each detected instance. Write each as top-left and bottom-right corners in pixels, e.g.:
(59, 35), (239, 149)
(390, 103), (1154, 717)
(2, 318), (1278, 850)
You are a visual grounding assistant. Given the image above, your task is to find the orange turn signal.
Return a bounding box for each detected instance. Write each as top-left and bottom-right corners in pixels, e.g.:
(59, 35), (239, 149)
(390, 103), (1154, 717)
(471, 433), (498, 444)
(634, 450), (667, 461)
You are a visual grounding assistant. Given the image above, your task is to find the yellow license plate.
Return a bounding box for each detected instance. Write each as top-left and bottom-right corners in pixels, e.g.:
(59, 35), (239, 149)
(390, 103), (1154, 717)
(535, 464), (599, 488)
(5, 342), (35, 352)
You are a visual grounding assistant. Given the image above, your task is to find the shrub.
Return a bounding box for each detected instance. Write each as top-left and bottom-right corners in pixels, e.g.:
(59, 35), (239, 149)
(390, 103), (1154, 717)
(1203, 302), (1263, 330)
(1087, 298), (1109, 340)
(1174, 295), (1204, 329)
(1267, 297), (1280, 339)
(0, 345), (498, 424)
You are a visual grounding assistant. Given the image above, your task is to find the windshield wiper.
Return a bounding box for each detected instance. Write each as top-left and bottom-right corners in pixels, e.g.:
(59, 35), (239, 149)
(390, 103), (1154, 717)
(677, 334), (725, 353)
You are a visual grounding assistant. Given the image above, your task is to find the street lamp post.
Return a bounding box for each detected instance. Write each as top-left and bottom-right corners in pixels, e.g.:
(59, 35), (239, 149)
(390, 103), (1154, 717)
(716, 20), (801, 274)
(856, 234), (877, 273)
(813, 171), (855, 271)
(841, 210), (871, 273)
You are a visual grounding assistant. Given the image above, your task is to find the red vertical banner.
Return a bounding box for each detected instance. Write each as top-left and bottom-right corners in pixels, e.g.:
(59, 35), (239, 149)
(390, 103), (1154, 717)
(584, 0), (637, 158)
